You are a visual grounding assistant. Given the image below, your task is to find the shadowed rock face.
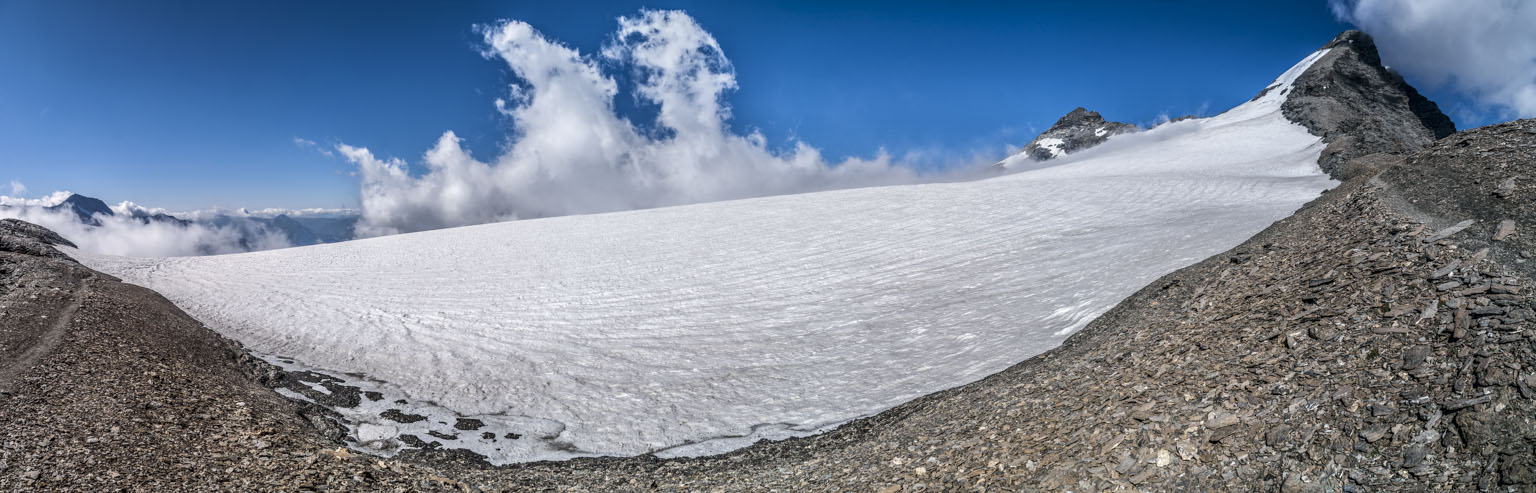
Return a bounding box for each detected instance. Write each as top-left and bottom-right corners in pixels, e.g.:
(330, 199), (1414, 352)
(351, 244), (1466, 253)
(1013, 107), (1138, 163)
(1281, 30), (1457, 176)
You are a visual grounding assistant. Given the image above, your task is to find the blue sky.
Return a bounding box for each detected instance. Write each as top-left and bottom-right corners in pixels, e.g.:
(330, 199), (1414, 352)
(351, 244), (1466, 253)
(0, 1), (1478, 211)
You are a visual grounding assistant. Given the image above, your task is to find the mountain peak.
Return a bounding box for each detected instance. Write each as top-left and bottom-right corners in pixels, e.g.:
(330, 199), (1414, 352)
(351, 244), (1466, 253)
(1001, 107), (1137, 164)
(1321, 30), (1379, 66)
(61, 193), (114, 215)
(46, 193), (116, 225)
(1280, 30), (1456, 176)
(1049, 107), (1110, 131)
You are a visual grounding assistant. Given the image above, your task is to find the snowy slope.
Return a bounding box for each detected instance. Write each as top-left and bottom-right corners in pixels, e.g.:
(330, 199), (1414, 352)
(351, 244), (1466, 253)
(76, 49), (1333, 464)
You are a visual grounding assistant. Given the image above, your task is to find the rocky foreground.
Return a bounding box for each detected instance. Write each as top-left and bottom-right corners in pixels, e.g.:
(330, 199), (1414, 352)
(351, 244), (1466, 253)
(5, 34), (1536, 492)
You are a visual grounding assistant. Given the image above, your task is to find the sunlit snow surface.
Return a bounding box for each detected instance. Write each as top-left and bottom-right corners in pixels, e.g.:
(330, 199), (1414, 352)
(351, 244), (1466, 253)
(77, 50), (1332, 463)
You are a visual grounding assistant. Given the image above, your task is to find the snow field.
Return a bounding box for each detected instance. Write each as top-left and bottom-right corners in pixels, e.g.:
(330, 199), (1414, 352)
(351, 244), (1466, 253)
(76, 49), (1333, 464)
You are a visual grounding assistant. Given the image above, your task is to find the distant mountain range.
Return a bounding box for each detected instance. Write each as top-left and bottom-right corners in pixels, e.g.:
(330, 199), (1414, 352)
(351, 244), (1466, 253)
(4, 192), (359, 250)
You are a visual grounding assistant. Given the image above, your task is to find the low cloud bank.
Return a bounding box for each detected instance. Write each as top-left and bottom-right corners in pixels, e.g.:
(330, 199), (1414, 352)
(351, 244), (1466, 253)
(167, 207), (360, 221)
(341, 10), (986, 237)
(0, 191), (293, 257)
(1331, 0), (1536, 122)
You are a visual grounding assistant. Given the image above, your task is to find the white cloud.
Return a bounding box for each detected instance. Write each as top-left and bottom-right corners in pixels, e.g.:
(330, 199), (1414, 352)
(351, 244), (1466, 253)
(340, 10), (976, 237)
(0, 190), (72, 208)
(110, 200), (171, 217)
(294, 136), (334, 157)
(0, 192), (292, 257)
(239, 207), (359, 218)
(8, 180), (25, 195)
(1331, 0), (1536, 120)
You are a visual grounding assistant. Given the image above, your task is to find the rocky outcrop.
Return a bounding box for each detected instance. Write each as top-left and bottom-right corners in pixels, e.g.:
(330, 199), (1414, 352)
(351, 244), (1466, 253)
(999, 107), (1138, 166)
(1282, 30), (1457, 176)
(0, 218), (76, 260)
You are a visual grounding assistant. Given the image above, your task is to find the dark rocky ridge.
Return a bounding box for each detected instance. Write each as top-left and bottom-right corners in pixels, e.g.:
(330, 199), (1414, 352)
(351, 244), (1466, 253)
(1281, 30), (1457, 177)
(1000, 30), (1453, 173)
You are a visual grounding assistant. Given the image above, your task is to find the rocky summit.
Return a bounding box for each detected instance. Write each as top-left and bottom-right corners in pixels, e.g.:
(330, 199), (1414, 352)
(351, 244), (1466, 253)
(1007, 107), (1138, 164)
(1281, 30), (1457, 177)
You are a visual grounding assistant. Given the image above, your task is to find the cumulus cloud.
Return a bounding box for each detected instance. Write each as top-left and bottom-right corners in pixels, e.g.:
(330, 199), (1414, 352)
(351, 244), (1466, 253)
(0, 192), (292, 257)
(8, 180), (24, 195)
(1331, 0), (1536, 121)
(340, 10), (979, 237)
(109, 200), (172, 218)
(0, 190), (72, 208)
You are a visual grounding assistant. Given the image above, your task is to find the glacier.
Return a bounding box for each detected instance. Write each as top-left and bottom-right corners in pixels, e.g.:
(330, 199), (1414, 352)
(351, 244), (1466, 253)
(74, 49), (1334, 464)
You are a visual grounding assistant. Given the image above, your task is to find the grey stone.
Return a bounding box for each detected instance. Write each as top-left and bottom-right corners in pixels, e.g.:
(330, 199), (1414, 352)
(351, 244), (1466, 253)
(1480, 366), (1517, 387)
(1402, 444), (1426, 468)
(1495, 219), (1517, 241)
(1472, 306), (1505, 317)
(1443, 393), (1493, 411)
(1267, 424), (1294, 449)
(1360, 424), (1390, 443)
(1455, 411), (1497, 447)
(1207, 411), (1241, 429)
(1496, 178), (1517, 199)
(1402, 346), (1430, 370)
(1503, 453), (1536, 485)
(1425, 220), (1476, 243)
(1430, 259), (1462, 279)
